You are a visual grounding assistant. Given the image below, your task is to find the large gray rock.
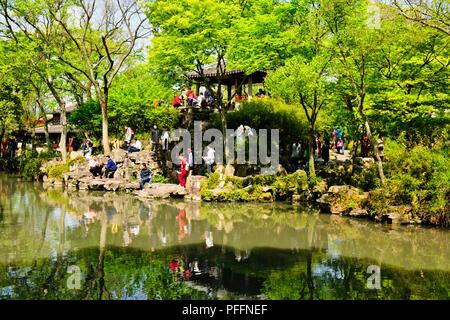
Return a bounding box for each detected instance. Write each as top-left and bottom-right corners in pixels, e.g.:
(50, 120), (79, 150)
(348, 208), (369, 217)
(224, 164), (235, 177)
(70, 151), (84, 160)
(136, 183), (188, 199)
(186, 175), (207, 197)
(328, 185), (350, 194)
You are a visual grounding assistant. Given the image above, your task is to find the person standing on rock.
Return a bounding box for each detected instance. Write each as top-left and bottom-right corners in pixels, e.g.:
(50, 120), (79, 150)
(139, 163), (153, 190)
(151, 125), (161, 152)
(203, 145), (215, 175)
(124, 126), (134, 149)
(336, 138), (344, 154)
(177, 152), (188, 187)
(161, 127), (170, 151)
(103, 155), (117, 178)
(291, 140), (301, 172)
(187, 148), (194, 175)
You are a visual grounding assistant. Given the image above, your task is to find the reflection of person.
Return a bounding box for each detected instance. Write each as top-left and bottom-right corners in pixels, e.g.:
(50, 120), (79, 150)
(139, 202), (152, 225)
(123, 229), (132, 247)
(205, 231), (214, 248)
(177, 208), (187, 241)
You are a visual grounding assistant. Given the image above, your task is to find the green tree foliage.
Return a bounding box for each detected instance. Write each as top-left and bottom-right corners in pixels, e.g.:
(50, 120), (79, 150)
(0, 77), (23, 140)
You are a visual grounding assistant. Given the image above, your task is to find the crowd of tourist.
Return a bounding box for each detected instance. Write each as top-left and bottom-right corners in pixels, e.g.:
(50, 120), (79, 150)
(172, 87), (213, 108)
(290, 128), (385, 172)
(0, 138), (19, 158)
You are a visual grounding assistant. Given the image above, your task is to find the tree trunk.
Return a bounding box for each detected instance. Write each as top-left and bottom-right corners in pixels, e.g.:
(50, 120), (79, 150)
(308, 129), (316, 177)
(31, 125), (36, 152)
(100, 98), (110, 154)
(349, 136), (359, 176)
(59, 104), (67, 162)
(360, 112), (385, 184)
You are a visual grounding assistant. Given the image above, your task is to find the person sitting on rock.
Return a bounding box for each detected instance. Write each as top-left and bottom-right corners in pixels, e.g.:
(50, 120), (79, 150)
(112, 138), (120, 150)
(127, 138), (142, 153)
(103, 155), (117, 178)
(88, 156), (102, 177)
(139, 163), (153, 190)
(81, 139), (92, 158)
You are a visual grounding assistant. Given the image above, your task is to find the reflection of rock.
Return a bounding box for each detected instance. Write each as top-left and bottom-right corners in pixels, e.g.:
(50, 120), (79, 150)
(135, 183), (188, 199)
(348, 208), (369, 217)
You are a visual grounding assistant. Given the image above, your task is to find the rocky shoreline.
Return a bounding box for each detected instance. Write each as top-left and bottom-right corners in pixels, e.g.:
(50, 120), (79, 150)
(38, 150), (430, 226)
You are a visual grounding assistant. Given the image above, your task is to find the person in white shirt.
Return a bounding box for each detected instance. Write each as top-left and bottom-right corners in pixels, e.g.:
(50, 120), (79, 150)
(88, 156), (102, 177)
(203, 145), (215, 175)
(161, 127), (170, 151)
(126, 138), (141, 153)
(196, 93), (205, 107)
(124, 126), (134, 149)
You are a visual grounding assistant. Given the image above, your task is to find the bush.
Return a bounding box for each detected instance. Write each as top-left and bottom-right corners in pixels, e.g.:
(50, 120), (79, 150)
(48, 163), (69, 179)
(205, 172), (220, 189)
(211, 99), (317, 168)
(153, 174), (170, 184)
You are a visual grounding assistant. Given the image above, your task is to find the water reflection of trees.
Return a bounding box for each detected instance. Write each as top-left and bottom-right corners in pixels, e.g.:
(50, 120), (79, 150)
(0, 177), (449, 300)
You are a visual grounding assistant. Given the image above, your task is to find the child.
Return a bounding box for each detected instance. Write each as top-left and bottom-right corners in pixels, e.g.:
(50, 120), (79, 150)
(113, 138), (120, 150)
(336, 138), (344, 154)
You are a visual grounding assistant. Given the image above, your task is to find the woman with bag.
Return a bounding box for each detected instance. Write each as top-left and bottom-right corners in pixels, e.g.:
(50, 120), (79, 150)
(178, 153), (188, 187)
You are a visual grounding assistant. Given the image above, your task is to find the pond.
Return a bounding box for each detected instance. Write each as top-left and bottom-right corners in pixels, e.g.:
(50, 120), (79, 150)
(0, 174), (449, 300)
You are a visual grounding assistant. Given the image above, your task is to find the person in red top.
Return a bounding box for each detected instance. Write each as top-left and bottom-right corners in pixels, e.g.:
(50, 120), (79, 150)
(1, 140), (8, 157)
(185, 87), (195, 106)
(177, 152), (188, 187)
(173, 94), (182, 107)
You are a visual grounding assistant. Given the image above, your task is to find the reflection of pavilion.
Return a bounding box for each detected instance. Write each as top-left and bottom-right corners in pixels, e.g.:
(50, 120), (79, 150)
(186, 62), (267, 104)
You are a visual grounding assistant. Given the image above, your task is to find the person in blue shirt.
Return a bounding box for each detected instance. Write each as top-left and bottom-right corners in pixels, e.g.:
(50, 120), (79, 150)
(336, 128), (344, 151)
(139, 163), (153, 190)
(104, 155), (117, 178)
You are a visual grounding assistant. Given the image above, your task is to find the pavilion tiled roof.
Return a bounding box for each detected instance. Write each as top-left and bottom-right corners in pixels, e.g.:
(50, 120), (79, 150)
(186, 62), (265, 79)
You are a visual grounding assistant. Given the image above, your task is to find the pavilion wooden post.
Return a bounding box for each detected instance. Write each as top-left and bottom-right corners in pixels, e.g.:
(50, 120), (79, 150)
(195, 83), (200, 96)
(248, 76), (253, 101)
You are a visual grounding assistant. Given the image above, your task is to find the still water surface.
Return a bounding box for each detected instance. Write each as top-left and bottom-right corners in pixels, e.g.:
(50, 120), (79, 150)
(0, 174), (449, 300)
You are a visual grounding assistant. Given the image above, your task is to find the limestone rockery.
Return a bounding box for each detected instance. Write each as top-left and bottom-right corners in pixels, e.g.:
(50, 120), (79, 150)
(41, 149), (206, 200)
